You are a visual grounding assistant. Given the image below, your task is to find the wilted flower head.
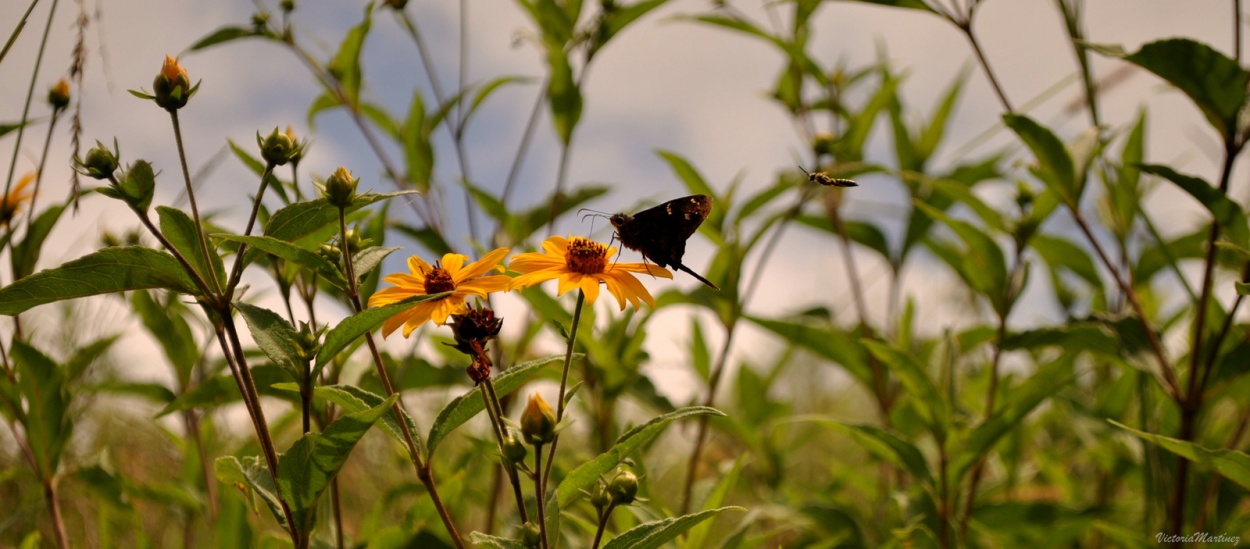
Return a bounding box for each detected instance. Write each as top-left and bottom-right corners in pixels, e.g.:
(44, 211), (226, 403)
(368, 248), (511, 338)
(509, 235), (671, 309)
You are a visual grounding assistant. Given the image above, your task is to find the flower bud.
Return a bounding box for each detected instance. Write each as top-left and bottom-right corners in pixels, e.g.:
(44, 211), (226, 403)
(153, 55), (196, 111)
(251, 11), (271, 31)
(320, 166), (358, 208)
(76, 140), (120, 180)
(280, 0), (295, 13)
(589, 479), (611, 509)
(607, 470), (639, 505)
(812, 131), (835, 159)
(449, 305), (504, 357)
(48, 78), (71, 110)
(501, 434), (527, 464)
(284, 126), (306, 164)
(258, 127), (299, 166)
(291, 321), (324, 363)
(382, 0), (409, 9)
(519, 522), (542, 548)
(520, 394), (556, 445)
(318, 242), (342, 264)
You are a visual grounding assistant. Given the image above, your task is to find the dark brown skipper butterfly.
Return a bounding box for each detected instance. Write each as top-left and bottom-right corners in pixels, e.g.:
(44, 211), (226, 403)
(799, 165), (857, 187)
(610, 194), (720, 290)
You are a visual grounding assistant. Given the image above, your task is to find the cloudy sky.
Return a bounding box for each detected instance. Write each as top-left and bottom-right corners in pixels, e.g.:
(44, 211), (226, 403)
(0, 0), (1241, 399)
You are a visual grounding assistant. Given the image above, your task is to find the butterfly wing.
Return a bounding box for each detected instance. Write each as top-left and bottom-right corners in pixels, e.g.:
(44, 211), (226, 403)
(621, 194), (711, 268)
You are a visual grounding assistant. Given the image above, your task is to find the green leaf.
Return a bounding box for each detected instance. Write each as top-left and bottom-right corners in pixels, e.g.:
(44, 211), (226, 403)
(426, 354), (566, 456)
(119, 161), (156, 212)
(465, 76), (533, 130)
(953, 358), (1075, 481)
(0, 246), (200, 315)
(592, 0), (667, 57)
(682, 457), (745, 549)
(862, 339), (946, 438)
(278, 394), (396, 535)
(748, 316), (874, 392)
(556, 406), (724, 507)
(159, 206), (224, 288)
(1139, 163), (1249, 249)
(545, 46), (582, 145)
(215, 455), (287, 530)
(832, 0), (936, 13)
(131, 291), (198, 381)
(12, 340), (70, 478)
(263, 192), (413, 244)
(601, 507), (746, 549)
(234, 302), (306, 384)
(1030, 233), (1103, 292)
(795, 417), (934, 487)
(466, 533), (529, 549)
(214, 233), (348, 290)
(188, 26), (273, 50)
(312, 384), (421, 454)
(327, 4), (373, 105)
(313, 292), (450, 379)
(158, 364), (289, 416)
(914, 200), (1008, 314)
(1003, 114), (1078, 205)
(1111, 420), (1250, 491)
(1104, 38), (1250, 138)
(351, 246), (399, 282)
(11, 203), (67, 280)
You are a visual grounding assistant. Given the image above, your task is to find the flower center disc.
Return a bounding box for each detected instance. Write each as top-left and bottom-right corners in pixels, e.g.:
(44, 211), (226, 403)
(424, 264), (456, 294)
(566, 238), (608, 275)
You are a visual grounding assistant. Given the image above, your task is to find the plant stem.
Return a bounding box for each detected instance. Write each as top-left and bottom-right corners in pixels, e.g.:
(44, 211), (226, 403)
(591, 502), (616, 549)
(542, 290), (585, 492)
(534, 442), (549, 549)
(480, 376), (530, 523)
(168, 110), (223, 296)
(2, 0), (57, 203)
(225, 163), (276, 294)
(337, 208), (464, 547)
(44, 478), (68, 549)
(681, 322), (735, 516)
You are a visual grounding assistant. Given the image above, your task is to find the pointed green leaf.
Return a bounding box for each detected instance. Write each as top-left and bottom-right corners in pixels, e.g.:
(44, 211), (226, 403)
(234, 302), (306, 383)
(1004, 114), (1078, 205)
(795, 417), (934, 487)
(862, 339), (946, 437)
(0, 246), (200, 315)
(466, 533), (529, 549)
(11, 203), (67, 280)
(748, 316), (874, 392)
(914, 200), (1008, 313)
(953, 358), (1075, 481)
(327, 4), (373, 105)
(307, 384), (422, 455)
(1111, 420), (1250, 491)
(832, 0), (936, 13)
(601, 507), (746, 549)
(351, 245), (399, 282)
(188, 26), (274, 50)
(12, 340), (70, 478)
(131, 291), (199, 381)
(214, 233), (349, 290)
(215, 455), (287, 530)
(263, 192), (414, 244)
(1102, 38), (1250, 138)
(1139, 163), (1249, 249)
(278, 394), (396, 534)
(556, 406), (725, 507)
(426, 354), (567, 456)
(313, 292), (450, 379)
(159, 206), (224, 288)
(545, 46), (582, 145)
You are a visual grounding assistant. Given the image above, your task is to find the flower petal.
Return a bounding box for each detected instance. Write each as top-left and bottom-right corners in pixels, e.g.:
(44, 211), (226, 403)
(455, 247), (510, 282)
(368, 285), (421, 307)
(609, 261), (673, 278)
(510, 268), (563, 290)
(407, 255), (432, 275)
(440, 253), (468, 275)
(579, 275), (602, 304)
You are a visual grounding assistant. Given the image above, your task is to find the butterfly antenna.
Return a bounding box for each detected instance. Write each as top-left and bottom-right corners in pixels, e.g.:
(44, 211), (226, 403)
(676, 262), (721, 291)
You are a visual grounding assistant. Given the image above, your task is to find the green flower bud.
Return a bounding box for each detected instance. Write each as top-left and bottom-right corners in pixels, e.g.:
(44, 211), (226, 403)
(520, 394), (556, 445)
(152, 55), (196, 111)
(501, 434), (527, 464)
(280, 0), (295, 13)
(607, 470), (639, 505)
(258, 127), (299, 166)
(589, 479), (611, 509)
(320, 166), (358, 208)
(76, 140), (120, 180)
(48, 78), (71, 110)
(519, 522), (542, 548)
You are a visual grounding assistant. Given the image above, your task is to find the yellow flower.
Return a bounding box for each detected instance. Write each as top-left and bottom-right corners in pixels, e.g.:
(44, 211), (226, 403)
(369, 248), (511, 338)
(0, 172), (36, 227)
(509, 236), (671, 309)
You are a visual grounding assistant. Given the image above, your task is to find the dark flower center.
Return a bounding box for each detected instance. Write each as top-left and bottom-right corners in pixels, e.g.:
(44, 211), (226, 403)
(566, 238), (608, 274)
(424, 263), (456, 294)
